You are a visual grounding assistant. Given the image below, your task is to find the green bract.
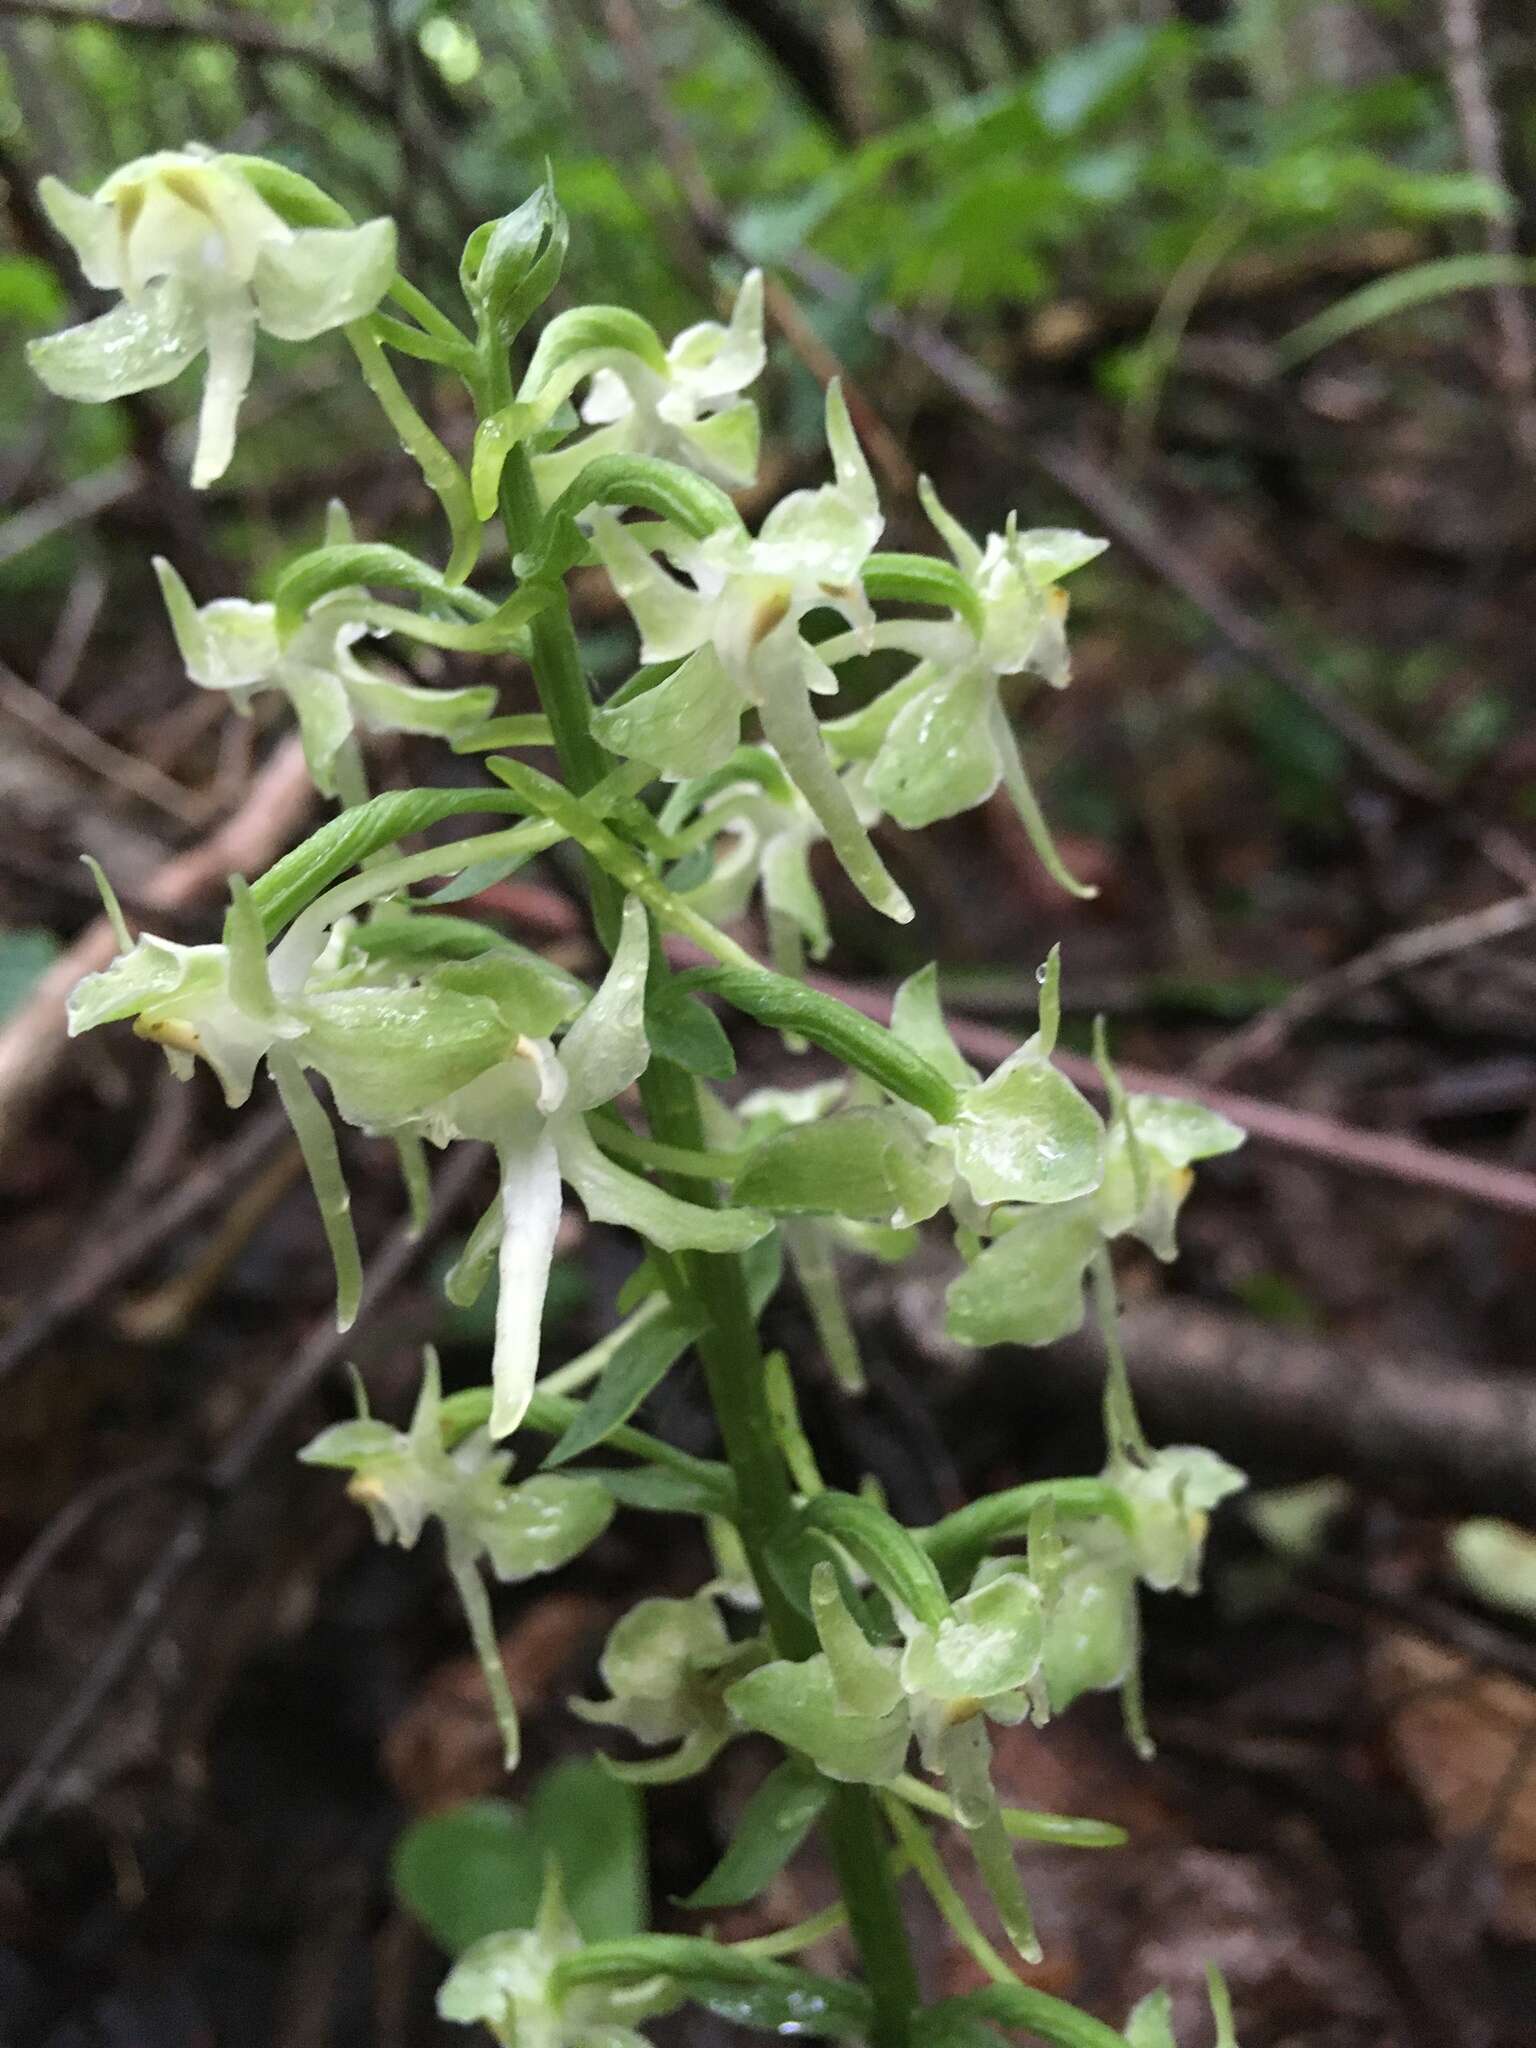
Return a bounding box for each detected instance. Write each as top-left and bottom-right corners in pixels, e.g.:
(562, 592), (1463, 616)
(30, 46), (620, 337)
(30, 149), (394, 487)
(155, 557), (495, 796)
(591, 382), (910, 923)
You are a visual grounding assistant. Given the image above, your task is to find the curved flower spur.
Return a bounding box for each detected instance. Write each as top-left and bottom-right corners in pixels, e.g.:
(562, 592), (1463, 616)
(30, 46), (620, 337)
(29, 149), (395, 488)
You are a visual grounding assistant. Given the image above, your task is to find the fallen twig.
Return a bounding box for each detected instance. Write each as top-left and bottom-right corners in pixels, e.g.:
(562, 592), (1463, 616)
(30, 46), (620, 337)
(1200, 889), (1536, 1081)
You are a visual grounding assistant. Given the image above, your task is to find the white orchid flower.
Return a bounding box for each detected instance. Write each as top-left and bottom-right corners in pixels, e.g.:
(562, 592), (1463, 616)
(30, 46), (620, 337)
(525, 268), (765, 500)
(154, 558), (495, 797)
(300, 1350), (614, 1769)
(70, 886), (768, 1442)
(592, 381), (908, 922)
(826, 479), (1106, 896)
(29, 148), (395, 487)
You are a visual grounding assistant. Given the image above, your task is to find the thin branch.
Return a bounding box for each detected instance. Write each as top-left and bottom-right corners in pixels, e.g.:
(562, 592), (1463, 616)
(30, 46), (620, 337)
(1440, 0), (1536, 463)
(0, 661), (205, 827)
(0, 1105), (290, 1385)
(0, 0), (391, 117)
(1200, 889), (1536, 1081)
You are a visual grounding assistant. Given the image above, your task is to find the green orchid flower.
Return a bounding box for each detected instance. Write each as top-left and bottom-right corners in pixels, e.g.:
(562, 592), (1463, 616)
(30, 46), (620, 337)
(590, 382), (909, 922)
(523, 268), (765, 502)
(154, 557), (495, 798)
(29, 148), (394, 487)
(825, 480), (1105, 896)
(69, 884), (768, 1438)
(725, 1558), (1048, 1959)
(572, 1589), (764, 1785)
(732, 953), (1105, 1236)
(945, 1064), (1244, 1352)
(663, 746), (847, 981)
(438, 1860), (676, 2048)
(301, 1352), (614, 1768)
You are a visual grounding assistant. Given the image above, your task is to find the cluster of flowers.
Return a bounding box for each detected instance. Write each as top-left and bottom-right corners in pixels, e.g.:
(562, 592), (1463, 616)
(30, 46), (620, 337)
(36, 149), (1250, 2044)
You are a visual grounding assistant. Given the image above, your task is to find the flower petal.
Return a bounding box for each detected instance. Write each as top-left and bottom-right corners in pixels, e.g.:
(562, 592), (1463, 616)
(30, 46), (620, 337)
(593, 646), (743, 780)
(867, 666), (1003, 829)
(191, 289), (256, 486)
(488, 1129), (564, 1438)
(944, 1201), (1100, 1348)
(557, 1116), (769, 1254)
(37, 174), (120, 290)
(591, 509), (710, 661)
(954, 1051), (1105, 1207)
(559, 894), (652, 1113)
(251, 217), (397, 339)
(27, 279), (201, 401)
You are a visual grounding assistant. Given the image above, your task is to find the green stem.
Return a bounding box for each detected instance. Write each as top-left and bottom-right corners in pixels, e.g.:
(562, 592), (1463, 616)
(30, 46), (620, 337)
(496, 441), (921, 2048)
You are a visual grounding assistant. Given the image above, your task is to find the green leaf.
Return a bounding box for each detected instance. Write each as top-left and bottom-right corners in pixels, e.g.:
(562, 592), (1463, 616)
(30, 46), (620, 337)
(861, 552), (986, 638)
(543, 1304), (707, 1467)
(391, 1764), (645, 1959)
(682, 1759), (829, 1909)
(735, 1107), (950, 1228)
(529, 1759), (647, 1942)
(1275, 253), (1536, 369)
(921, 1986), (1128, 2048)
(683, 967), (961, 1124)
(800, 1490), (950, 1627)
(583, 1464), (730, 1516)
(272, 543), (492, 636)
(391, 1799), (543, 1955)
(250, 788), (527, 938)
(646, 978), (737, 1079)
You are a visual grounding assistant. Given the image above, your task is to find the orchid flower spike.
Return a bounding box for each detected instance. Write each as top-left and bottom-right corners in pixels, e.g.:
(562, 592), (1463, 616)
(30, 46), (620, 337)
(154, 557), (494, 797)
(826, 480), (1106, 897)
(30, 149), (394, 487)
(525, 268), (765, 500)
(591, 381), (910, 923)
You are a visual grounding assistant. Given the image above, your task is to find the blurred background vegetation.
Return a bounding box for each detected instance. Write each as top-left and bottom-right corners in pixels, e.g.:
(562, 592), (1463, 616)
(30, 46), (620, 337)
(3, 4), (1536, 2044)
